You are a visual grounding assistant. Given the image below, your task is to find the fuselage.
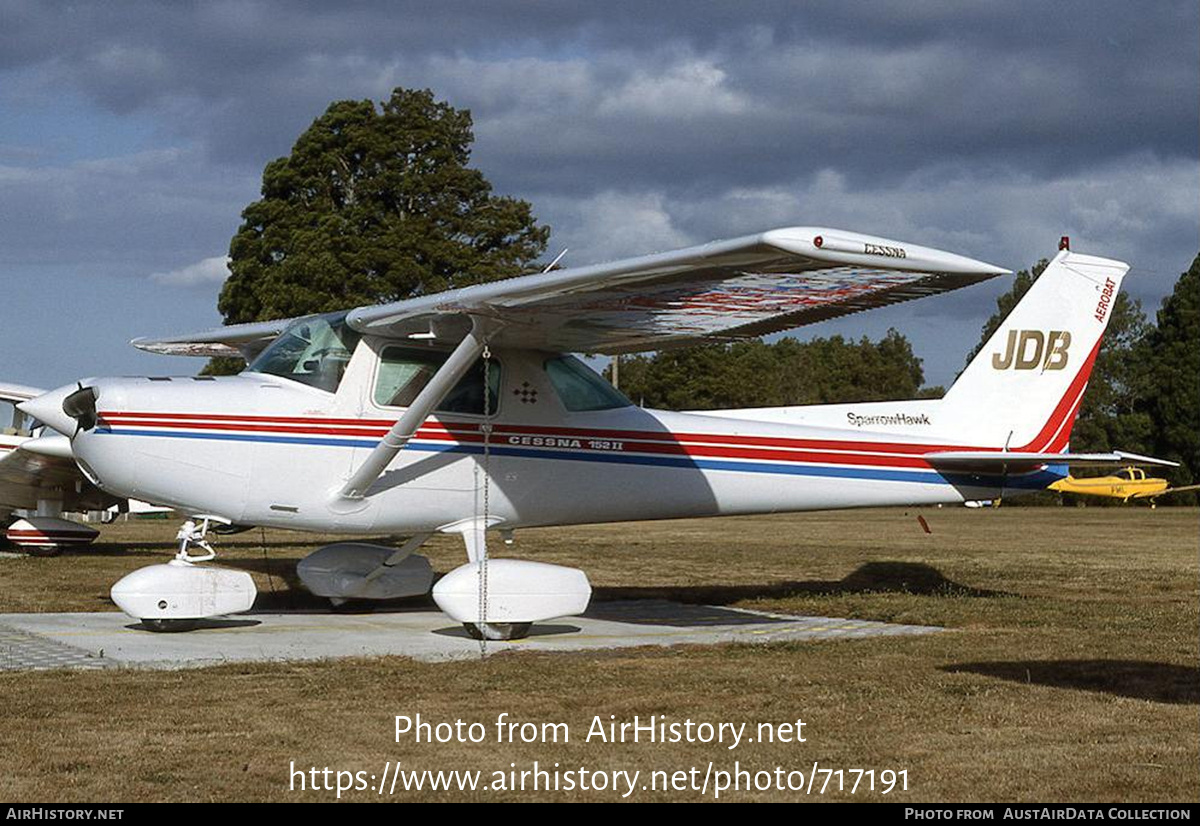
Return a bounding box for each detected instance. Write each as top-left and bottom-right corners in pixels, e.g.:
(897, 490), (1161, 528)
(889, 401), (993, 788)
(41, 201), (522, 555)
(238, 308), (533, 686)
(61, 343), (1058, 535)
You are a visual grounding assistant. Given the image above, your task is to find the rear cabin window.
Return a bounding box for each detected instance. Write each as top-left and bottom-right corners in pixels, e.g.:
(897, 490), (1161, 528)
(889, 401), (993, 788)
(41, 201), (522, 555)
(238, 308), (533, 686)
(544, 356), (632, 412)
(375, 346), (502, 416)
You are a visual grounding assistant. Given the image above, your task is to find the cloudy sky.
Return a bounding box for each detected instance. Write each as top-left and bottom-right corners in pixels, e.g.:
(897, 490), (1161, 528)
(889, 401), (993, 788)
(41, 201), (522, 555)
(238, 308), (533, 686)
(1, 1), (1196, 390)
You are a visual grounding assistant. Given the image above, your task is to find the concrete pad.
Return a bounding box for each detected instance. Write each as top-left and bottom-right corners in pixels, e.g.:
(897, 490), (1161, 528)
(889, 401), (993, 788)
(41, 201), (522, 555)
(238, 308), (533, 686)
(0, 601), (943, 670)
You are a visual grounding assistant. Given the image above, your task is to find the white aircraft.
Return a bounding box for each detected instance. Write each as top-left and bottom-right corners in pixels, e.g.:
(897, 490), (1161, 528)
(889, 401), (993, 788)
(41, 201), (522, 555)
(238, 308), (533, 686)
(20, 227), (1170, 635)
(0, 384), (122, 553)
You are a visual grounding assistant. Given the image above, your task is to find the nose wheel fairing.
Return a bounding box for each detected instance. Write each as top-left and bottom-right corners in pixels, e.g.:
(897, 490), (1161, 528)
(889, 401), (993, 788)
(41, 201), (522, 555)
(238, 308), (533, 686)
(110, 516), (257, 627)
(110, 558), (257, 627)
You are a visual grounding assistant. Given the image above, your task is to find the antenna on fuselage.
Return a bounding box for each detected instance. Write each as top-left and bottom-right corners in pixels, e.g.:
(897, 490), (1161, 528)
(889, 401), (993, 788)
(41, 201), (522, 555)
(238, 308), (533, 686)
(542, 248), (569, 273)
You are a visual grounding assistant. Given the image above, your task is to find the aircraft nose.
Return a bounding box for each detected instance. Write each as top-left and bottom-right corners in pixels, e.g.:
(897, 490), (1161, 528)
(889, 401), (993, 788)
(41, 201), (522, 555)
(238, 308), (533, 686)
(18, 382), (99, 436)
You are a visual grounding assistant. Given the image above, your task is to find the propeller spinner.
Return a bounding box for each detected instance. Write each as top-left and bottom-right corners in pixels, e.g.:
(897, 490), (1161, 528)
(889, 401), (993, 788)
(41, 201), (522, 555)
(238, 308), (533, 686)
(17, 383), (98, 437)
(61, 384), (99, 433)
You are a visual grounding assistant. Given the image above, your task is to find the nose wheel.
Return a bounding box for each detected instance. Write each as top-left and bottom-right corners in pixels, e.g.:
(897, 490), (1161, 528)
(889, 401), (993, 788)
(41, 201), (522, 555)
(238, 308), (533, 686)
(140, 618), (200, 633)
(463, 622), (532, 641)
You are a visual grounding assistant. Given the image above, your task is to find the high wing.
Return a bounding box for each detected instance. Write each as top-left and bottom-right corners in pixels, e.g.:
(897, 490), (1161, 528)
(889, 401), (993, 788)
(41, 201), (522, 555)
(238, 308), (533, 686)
(130, 318), (291, 361)
(133, 226), (1007, 357)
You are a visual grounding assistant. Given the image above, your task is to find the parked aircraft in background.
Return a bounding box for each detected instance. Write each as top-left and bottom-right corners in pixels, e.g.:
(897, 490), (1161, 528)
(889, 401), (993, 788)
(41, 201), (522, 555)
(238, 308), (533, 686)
(20, 227), (1173, 635)
(0, 385), (120, 554)
(1049, 467), (1198, 506)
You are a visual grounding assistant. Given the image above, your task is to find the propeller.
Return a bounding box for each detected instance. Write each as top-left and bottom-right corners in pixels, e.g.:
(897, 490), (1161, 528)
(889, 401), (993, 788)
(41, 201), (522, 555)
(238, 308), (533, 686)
(61, 383), (98, 434)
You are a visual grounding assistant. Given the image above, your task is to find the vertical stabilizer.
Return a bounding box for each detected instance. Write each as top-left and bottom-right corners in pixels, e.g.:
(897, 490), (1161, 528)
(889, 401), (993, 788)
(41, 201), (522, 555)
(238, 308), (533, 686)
(940, 250), (1129, 450)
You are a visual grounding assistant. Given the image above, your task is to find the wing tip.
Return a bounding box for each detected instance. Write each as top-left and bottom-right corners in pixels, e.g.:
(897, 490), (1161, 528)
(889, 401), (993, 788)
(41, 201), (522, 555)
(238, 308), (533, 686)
(761, 226), (1009, 277)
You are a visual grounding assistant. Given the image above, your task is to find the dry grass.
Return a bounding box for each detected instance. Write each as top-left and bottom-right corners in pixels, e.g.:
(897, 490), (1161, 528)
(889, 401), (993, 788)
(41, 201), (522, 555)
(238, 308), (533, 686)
(0, 506), (1196, 802)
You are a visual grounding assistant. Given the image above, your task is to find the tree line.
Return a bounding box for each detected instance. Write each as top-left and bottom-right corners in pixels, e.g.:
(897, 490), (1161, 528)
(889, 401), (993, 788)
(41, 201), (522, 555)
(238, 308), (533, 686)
(610, 331), (937, 410)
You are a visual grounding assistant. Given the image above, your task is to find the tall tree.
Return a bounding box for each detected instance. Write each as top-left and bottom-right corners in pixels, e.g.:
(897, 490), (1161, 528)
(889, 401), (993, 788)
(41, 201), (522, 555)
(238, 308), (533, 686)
(218, 88), (549, 326)
(1143, 254), (1199, 495)
(614, 331), (929, 410)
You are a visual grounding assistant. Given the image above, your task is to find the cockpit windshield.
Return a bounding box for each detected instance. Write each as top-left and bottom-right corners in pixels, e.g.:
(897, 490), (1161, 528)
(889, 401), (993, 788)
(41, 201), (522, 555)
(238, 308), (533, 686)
(246, 311), (361, 393)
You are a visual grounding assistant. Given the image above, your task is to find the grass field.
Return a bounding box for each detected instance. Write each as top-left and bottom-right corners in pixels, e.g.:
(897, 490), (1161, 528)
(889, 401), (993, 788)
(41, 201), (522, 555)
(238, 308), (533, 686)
(0, 506), (1196, 802)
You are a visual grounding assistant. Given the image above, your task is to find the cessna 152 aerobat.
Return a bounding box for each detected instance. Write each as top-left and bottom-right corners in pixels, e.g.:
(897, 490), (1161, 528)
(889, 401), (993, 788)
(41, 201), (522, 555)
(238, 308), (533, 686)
(0, 384), (121, 553)
(20, 226), (1172, 637)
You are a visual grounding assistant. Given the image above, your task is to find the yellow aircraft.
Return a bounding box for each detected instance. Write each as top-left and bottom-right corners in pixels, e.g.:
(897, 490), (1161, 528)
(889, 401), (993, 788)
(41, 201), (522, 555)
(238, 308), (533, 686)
(1049, 467), (1200, 506)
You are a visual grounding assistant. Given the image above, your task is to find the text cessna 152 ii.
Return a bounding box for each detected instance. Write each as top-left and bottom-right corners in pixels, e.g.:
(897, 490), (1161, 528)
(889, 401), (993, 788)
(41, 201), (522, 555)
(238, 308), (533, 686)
(21, 226), (1172, 637)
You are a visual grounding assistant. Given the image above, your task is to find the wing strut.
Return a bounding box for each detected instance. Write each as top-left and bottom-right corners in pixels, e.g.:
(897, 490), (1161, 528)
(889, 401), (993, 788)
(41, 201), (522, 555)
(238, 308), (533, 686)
(337, 318), (490, 500)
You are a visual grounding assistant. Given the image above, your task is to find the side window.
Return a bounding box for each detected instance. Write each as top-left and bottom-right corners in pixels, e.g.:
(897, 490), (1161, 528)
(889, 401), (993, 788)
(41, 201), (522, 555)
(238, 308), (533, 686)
(0, 400), (32, 437)
(375, 347), (502, 416)
(544, 356), (632, 412)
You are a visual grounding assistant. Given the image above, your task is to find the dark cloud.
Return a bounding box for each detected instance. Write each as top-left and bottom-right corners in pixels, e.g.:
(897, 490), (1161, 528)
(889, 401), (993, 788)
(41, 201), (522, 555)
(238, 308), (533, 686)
(3, 1), (1194, 182)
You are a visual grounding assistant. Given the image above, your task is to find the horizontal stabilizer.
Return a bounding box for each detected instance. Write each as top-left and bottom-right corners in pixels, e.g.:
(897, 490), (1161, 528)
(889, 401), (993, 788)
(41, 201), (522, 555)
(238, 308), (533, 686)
(927, 450), (1179, 471)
